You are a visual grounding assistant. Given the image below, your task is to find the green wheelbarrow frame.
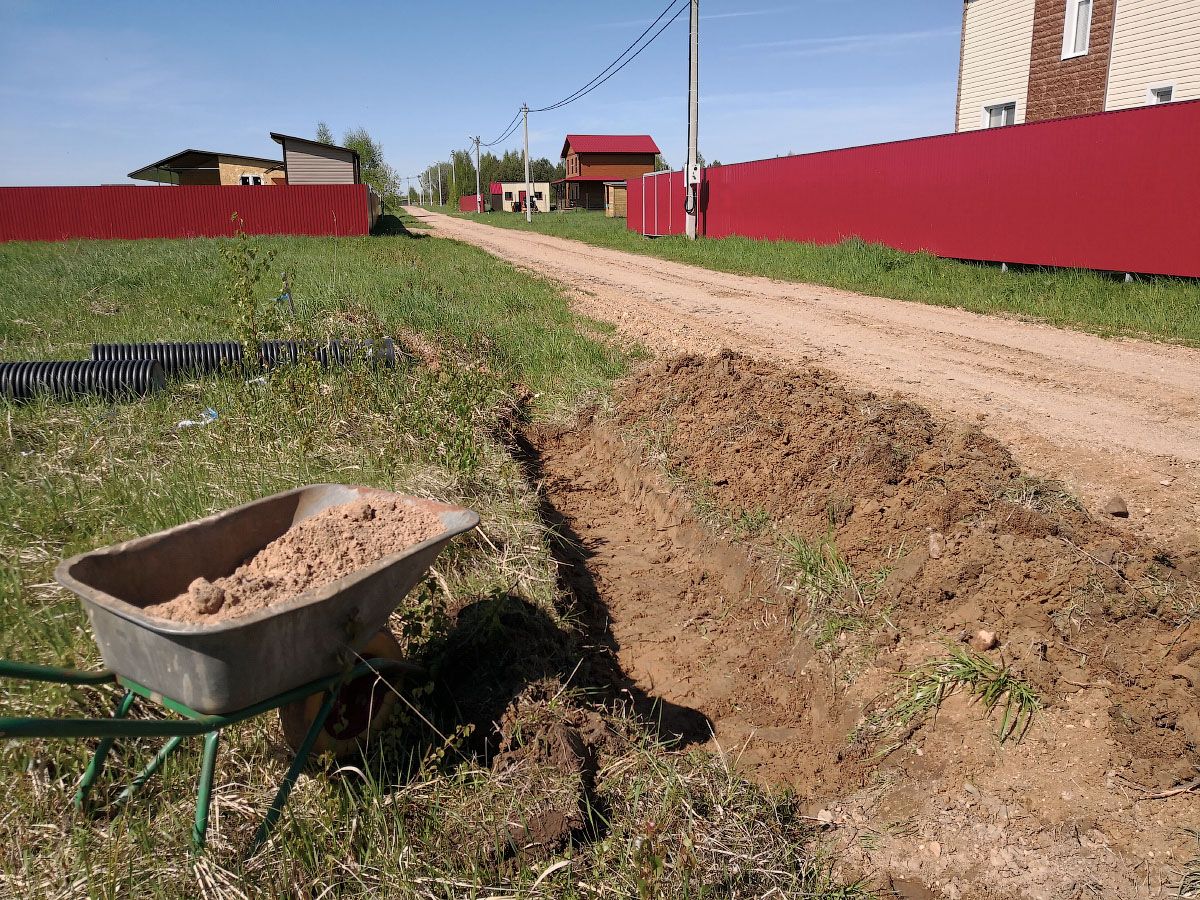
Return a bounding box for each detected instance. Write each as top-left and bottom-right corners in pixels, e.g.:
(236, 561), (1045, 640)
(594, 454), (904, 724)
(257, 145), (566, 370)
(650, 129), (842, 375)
(0, 655), (411, 853)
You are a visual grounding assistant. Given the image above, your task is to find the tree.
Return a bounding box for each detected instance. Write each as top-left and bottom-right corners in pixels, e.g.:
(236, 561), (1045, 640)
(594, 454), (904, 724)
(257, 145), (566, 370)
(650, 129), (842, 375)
(341, 126), (399, 202)
(311, 122), (400, 203)
(654, 154), (671, 172)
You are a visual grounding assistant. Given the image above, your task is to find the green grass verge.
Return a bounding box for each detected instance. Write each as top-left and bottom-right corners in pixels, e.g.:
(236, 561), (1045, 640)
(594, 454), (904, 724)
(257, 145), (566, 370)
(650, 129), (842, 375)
(0, 226), (865, 897)
(447, 208), (1200, 346)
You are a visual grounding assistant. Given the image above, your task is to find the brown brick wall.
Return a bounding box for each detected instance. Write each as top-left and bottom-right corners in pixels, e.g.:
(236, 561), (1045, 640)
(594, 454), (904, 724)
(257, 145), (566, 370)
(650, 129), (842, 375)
(1025, 0), (1114, 122)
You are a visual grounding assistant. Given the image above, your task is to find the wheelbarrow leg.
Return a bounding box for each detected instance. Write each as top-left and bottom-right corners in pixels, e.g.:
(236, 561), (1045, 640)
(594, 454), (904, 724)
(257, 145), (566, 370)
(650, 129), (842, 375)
(250, 686), (339, 854)
(118, 735), (188, 803)
(74, 690), (136, 810)
(192, 730), (220, 851)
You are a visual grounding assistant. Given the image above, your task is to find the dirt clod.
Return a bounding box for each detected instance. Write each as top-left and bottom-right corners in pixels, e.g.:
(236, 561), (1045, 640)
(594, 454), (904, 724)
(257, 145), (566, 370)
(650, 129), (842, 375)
(1105, 495), (1130, 517)
(970, 629), (998, 651)
(144, 497), (445, 623)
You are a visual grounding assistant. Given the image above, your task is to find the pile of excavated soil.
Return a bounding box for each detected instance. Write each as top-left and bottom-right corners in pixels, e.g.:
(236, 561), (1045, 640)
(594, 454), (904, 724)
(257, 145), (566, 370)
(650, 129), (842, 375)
(145, 498), (445, 624)
(533, 352), (1200, 899)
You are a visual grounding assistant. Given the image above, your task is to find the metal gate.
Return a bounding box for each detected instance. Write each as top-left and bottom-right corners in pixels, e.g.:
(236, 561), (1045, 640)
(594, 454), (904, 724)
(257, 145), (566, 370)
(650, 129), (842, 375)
(639, 170), (680, 237)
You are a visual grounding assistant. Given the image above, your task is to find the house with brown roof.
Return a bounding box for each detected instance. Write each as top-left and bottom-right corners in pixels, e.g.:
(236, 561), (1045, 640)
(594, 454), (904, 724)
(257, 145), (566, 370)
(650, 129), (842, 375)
(128, 150), (285, 185)
(554, 134), (660, 211)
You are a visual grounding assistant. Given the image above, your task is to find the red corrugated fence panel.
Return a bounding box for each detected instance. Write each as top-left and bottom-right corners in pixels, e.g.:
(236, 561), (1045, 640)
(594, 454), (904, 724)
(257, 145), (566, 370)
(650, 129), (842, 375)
(0, 184), (371, 242)
(628, 101), (1200, 278)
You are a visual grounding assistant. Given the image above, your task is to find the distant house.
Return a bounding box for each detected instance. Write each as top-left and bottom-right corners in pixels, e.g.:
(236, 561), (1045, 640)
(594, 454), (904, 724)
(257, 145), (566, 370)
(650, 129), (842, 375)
(554, 134), (660, 211)
(128, 150), (285, 185)
(491, 181), (552, 212)
(270, 133), (361, 185)
(956, 0), (1200, 132)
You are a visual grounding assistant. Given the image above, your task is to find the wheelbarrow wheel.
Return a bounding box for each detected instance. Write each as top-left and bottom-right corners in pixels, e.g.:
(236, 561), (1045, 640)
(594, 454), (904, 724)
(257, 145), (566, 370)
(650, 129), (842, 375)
(278, 630), (422, 759)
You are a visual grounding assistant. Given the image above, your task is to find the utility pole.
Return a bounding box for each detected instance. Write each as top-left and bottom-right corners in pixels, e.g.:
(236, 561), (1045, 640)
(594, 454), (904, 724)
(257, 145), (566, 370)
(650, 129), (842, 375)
(471, 136), (482, 213)
(437, 164), (444, 207)
(685, 0), (700, 240)
(450, 154), (456, 202)
(522, 103), (533, 224)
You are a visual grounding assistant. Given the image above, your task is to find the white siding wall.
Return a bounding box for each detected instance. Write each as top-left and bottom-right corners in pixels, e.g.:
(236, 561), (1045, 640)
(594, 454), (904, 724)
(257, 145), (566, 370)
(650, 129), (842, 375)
(1105, 0), (1200, 110)
(957, 0), (1037, 132)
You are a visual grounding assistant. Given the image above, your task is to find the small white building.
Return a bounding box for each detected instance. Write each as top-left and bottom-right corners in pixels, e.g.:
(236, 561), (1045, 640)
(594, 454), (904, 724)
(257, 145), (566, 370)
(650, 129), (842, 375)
(492, 182), (552, 213)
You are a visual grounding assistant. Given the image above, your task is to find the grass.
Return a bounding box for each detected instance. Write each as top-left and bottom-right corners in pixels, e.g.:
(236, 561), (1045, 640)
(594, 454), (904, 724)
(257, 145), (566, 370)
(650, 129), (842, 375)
(867, 647), (1041, 746)
(447, 208), (1200, 346)
(1179, 830), (1200, 898)
(0, 225), (866, 897)
(781, 534), (889, 655)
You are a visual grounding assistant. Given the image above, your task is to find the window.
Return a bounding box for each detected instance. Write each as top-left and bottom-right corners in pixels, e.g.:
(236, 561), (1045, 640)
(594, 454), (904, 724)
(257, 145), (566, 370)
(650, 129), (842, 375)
(239, 174), (263, 185)
(985, 102), (1017, 128)
(1062, 0), (1092, 59)
(534, 191), (544, 200)
(504, 191), (513, 200)
(1149, 85), (1174, 105)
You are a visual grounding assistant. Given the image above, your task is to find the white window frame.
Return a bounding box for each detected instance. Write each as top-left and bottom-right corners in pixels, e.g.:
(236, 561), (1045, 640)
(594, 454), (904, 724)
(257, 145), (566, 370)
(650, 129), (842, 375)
(1061, 0), (1092, 60)
(239, 174), (263, 186)
(982, 100), (1018, 129)
(1147, 84), (1175, 105)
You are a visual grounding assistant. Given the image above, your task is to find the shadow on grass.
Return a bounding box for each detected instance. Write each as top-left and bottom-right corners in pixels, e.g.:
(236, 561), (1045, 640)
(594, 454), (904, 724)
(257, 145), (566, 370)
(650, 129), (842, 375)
(371, 214), (428, 238)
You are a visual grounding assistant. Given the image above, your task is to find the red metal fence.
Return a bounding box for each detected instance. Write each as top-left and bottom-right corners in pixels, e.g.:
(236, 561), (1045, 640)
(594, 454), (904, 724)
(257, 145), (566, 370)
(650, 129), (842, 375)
(0, 184), (372, 242)
(458, 194), (483, 213)
(628, 100), (1200, 278)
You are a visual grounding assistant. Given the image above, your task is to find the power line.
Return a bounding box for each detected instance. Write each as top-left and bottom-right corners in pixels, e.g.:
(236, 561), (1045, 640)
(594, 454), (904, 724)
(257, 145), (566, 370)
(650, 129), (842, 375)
(471, 0), (687, 159)
(533, 0), (688, 112)
(482, 108), (523, 147)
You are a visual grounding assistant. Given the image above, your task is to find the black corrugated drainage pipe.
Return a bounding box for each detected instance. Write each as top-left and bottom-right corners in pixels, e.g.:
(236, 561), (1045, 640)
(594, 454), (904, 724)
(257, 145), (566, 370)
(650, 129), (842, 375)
(90, 339), (397, 377)
(0, 360), (165, 401)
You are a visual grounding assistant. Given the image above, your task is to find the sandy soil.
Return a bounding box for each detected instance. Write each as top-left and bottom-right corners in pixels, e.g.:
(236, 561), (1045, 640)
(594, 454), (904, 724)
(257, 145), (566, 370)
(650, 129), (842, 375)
(411, 207), (1200, 552)
(530, 355), (1200, 899)
(145, 498), (445, 623)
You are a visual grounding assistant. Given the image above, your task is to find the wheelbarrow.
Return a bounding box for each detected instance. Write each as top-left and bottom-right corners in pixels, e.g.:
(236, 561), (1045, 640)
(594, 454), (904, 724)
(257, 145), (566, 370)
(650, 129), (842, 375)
(0, 484), (479, 852)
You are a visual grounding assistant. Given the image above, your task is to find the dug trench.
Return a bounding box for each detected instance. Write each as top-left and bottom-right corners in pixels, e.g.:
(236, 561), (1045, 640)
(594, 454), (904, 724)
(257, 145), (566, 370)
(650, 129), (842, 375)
(504, 353), (1200, 899)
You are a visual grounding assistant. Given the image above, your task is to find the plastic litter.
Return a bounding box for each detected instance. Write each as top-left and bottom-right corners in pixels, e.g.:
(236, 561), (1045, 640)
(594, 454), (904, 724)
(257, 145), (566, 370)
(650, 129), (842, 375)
(177, 407), (218, 429)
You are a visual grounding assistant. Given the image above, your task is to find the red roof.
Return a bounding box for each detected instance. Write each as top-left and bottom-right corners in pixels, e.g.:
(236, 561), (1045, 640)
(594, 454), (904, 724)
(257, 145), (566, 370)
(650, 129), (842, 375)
(561, 134), (660, 157)
(489, 182), (502, 194)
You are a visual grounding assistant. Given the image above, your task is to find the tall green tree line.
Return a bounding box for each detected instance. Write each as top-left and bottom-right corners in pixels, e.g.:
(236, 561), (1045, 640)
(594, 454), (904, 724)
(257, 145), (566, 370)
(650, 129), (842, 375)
(411, 150), (566, 208)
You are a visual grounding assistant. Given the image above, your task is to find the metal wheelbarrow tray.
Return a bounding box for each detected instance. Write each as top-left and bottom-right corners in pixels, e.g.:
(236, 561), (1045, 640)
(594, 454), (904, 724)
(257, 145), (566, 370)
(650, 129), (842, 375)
(0, 484), (477, 852)
(55, 484), (479, 715)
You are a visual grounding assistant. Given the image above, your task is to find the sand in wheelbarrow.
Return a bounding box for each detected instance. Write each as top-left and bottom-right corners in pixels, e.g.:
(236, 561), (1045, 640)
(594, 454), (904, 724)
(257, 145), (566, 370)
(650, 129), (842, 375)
(144, 497), (446, 624)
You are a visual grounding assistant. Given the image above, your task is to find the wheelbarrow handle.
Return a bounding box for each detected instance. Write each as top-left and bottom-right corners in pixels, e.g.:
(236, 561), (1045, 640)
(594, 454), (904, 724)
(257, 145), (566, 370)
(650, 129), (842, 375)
(0, 659), (116, 686)
(0, 715), (219, 740)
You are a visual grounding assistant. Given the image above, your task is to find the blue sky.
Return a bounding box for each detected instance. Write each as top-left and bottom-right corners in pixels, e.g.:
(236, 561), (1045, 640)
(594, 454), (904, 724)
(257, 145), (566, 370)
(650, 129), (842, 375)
(0, 1), (962, 185)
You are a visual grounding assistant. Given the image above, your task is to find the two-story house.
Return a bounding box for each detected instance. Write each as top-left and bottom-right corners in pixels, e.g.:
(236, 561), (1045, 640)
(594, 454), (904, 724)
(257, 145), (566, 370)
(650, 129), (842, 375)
(554, 134), (660, 211)
(956, 0), (1200, 131)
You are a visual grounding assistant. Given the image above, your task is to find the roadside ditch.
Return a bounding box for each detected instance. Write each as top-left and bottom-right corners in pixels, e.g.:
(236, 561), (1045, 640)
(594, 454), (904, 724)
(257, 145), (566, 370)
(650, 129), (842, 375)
(517, 352), (1200, 899)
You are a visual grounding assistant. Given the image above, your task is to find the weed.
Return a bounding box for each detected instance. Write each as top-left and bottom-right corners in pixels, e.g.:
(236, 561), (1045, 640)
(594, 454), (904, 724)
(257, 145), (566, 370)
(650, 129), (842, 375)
(782, 534), (888, 656)
(868, 647), (1040, 745)
(826, 493), (854, 528)
(1001, 475), (1084, 514)
(1179, 829), (1200, 898)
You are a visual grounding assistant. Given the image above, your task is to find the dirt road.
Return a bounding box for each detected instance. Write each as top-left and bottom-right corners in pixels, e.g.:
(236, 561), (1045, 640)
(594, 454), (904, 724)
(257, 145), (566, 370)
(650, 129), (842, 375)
(411, 207), (1200, 548)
